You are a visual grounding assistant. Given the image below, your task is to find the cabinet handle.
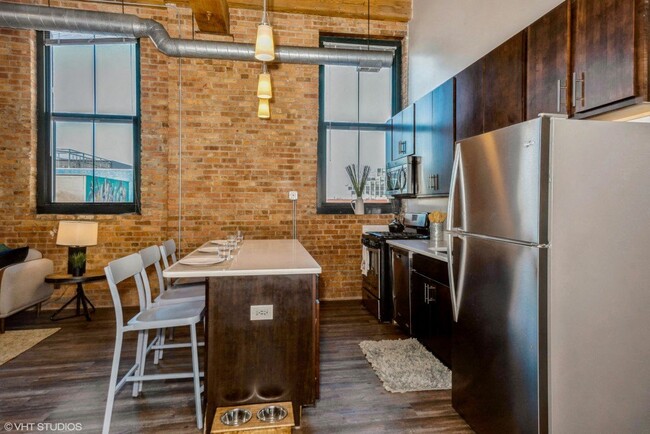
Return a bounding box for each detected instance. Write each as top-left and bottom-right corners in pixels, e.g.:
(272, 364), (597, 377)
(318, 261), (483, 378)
(572, 72), (585, 108)
(428, 284), (437, 303)
(434, 174), (439, 191)
(424, 283), (429, 304)
(557, 79), (567, 113)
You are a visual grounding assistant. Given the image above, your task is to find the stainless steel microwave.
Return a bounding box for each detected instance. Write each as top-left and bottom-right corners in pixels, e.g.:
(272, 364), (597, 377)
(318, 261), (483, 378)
(386, 155), (420, 197)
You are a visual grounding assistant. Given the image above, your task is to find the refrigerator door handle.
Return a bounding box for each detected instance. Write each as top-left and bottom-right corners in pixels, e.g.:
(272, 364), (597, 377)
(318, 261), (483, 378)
(447, 232), (466, 322)
(446, 145), (464, 233)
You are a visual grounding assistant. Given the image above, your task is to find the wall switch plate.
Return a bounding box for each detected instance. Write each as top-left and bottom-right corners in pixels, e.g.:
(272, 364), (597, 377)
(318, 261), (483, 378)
(289, 191), (298, 200)
(250, 305), (273, 320)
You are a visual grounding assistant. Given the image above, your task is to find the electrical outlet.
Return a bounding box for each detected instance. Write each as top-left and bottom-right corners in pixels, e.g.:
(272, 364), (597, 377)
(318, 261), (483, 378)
(289, 191), (298, 200)
(250, 305), (273, 321)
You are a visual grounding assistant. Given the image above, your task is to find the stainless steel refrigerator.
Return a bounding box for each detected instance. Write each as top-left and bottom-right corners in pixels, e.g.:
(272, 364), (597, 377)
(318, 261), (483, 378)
(446, 115), (650, 433)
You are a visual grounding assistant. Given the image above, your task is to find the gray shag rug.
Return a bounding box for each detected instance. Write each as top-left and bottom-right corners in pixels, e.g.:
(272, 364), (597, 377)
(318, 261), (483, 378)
(359, 338), (451, 393)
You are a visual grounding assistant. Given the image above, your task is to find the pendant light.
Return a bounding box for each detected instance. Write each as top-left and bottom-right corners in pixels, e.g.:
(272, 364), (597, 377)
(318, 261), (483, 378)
(257, 63), (272, 99)
(258, 98), (271, 119)
(255, 0), (275, 61)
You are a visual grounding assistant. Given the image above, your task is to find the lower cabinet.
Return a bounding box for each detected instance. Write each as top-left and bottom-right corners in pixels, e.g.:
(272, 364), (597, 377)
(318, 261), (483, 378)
(411, 254), (453, 368)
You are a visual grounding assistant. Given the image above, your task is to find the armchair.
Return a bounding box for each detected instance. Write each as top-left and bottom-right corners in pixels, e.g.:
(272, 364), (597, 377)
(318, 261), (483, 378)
(0, 249), (54, 333)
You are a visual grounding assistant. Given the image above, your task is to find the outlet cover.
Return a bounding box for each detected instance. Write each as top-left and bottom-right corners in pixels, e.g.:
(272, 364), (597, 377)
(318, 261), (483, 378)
(250, 305), (273, 321)
(289, 191), (298, 200)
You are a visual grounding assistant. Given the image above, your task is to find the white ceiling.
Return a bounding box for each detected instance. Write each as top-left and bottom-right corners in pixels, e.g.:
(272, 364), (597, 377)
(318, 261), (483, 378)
(408, 0), (565, 104)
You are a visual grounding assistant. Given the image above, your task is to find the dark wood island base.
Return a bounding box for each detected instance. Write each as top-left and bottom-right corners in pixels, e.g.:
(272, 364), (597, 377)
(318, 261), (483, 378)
(205, 274), (319, 432)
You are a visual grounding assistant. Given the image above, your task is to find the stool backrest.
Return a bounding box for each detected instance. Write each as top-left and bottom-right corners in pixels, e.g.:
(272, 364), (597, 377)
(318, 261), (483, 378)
(105, 253), (148, 327)
(160, 239), (177, 269)
(139, 245), (167, 303)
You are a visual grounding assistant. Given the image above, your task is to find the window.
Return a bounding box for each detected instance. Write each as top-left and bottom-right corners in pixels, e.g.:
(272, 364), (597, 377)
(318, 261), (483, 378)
(37, 31), (141, 214)
(317, 37), (401, 214)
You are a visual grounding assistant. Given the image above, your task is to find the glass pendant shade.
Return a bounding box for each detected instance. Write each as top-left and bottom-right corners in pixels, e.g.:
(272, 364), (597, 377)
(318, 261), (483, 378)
(257, 69), (272, 99)
(258, 98), (270, 119)
(255, 24), (275, 61)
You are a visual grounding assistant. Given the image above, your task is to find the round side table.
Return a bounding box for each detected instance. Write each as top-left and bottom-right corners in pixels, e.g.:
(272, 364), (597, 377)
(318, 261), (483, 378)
(46, 271), (106, 322)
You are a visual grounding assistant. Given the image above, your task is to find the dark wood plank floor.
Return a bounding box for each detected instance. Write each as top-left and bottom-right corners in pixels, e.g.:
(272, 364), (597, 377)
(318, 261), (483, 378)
(0, 301), (472, 433)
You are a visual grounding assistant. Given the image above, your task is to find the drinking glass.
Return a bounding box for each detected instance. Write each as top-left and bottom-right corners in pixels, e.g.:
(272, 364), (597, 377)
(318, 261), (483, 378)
(235, 230), (244, 245)
(216, 245), (231, 259)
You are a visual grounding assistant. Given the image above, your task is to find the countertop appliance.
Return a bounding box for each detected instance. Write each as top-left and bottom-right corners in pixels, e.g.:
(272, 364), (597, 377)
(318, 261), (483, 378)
(361, 213), (429, 322)
(447, 115), (650, 433)
(386, 155), (420, 197)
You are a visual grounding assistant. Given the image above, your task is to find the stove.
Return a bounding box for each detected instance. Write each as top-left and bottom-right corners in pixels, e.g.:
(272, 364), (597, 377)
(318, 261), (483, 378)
(360, 213), (429, 322)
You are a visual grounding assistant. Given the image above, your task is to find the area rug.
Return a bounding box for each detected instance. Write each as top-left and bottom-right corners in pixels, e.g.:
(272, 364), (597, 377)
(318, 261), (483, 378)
(359, 338), (451, 393)
(0, 328), (60, 366)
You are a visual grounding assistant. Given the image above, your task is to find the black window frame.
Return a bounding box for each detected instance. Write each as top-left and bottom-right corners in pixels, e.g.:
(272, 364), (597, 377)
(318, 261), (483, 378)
(316, 36), (402, 215)
(36, 31), (142, 215)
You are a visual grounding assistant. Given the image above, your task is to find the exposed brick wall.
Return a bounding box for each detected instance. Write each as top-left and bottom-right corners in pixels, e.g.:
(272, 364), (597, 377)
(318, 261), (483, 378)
(0, 0), (408, 308)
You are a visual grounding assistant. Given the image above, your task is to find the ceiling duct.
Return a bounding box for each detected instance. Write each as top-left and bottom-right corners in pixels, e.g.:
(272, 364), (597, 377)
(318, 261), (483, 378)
(0, 2), (393, 68)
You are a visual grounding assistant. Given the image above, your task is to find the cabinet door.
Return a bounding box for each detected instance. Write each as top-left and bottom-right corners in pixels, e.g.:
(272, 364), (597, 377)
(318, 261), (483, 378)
(431, 282), (453, 368)
(430, 78), (455, 195)
(393, 104), (415, 159)
(411, 270), (433, 346)
(527, 2), (569, 119)
(415, 91), (434, 195)
(573, 0), (636, 113)
(391, 248), (411, 333)
(390, 111), (402, 161)
(455, 59), (484, 141)
(484, 31), (526, 132)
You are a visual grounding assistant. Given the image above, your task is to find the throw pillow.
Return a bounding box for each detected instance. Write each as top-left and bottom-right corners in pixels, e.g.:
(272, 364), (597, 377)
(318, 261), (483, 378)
(0, 246), (29, 269)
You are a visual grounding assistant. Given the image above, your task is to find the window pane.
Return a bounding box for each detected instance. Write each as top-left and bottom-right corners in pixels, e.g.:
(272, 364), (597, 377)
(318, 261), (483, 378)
(53, 120), (93, 202)
(324, 66), (359, 122)
(325, 128), (388, 203)
(96, 44), (137, 115)
(93, 122), (134, 203)
(52, 45), (94, 113)
(359, 67), (392, 123)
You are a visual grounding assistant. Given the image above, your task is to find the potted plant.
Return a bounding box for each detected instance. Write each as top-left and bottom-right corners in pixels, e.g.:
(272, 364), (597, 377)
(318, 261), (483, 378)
(346, 164), (371, 215)
(69, 251), (86, 277)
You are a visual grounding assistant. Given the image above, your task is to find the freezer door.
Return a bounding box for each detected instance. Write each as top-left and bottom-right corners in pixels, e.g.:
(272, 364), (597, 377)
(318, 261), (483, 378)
(451, 234), (547, 434)
(451, 117), (549, 244)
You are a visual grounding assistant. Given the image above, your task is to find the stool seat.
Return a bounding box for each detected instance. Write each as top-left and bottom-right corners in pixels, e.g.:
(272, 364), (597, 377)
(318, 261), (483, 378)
(155, 284), (205, 306)
(127, 301), (204, 330)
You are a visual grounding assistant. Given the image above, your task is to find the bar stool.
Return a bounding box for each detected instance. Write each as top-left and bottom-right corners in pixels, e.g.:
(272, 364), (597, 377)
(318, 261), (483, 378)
(102, 253), (204, 434)
(160, 239), (205, 287)
(140, 245), (205, 363)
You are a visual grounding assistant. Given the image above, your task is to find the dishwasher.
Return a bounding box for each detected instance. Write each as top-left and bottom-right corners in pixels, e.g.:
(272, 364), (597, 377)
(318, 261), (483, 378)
(391, 247), (411, 333)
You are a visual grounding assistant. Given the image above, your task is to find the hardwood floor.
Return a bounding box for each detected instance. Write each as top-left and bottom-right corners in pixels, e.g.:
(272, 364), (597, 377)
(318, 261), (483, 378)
(0, 301), (472, 433)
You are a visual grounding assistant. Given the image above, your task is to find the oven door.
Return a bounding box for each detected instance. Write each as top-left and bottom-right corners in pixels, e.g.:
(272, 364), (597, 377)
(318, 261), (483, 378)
(362, 245), (382, 319)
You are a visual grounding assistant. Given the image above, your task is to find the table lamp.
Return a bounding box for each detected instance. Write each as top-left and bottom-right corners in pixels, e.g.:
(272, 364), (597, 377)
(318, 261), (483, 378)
(56, 221), (98, 276)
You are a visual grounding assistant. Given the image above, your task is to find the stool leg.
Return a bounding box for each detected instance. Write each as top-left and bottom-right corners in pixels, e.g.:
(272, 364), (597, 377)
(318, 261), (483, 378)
(132, 331), (144, 397)
(190, 323), (203, 430)
(153, 328), (161, 365)
(103, 332), (123, 434)
(138, 331), (148, 393)
(158, 328), (166, 361)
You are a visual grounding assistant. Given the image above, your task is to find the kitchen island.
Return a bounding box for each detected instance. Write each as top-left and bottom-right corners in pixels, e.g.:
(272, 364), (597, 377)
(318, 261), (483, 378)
(163, 239), (321, 432)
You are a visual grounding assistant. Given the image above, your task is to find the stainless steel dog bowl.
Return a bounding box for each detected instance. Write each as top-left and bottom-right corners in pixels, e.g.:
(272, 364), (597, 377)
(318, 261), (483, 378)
(256, 405), (288, 422)
(220, 408), (252, 426)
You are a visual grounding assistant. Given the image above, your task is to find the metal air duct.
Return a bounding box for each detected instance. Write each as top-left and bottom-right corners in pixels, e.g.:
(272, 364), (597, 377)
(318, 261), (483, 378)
(0, 2), (394, 68)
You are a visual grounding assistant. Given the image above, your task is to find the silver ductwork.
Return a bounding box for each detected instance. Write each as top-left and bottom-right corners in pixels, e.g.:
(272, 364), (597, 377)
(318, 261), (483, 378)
(0, 2), (393, 68)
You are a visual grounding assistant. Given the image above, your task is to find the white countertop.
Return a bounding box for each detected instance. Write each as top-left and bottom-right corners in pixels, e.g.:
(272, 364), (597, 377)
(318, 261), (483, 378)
(163, 239), (322, 278)
(386, 239), (449, 263)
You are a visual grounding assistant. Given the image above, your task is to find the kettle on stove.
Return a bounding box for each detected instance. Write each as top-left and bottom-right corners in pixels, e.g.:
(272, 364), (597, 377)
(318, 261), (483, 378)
(388, 215), (404, 233)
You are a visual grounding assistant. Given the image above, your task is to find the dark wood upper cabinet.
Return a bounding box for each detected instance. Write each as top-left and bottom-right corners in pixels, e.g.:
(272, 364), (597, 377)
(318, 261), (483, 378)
(455, 59), (484, 141)
(430, 78), (455, 195)
(391, 105), (415, 162)
(573, 0), (640, 114)
(527, 2), (570, 119)
(484, 31), (526, 132)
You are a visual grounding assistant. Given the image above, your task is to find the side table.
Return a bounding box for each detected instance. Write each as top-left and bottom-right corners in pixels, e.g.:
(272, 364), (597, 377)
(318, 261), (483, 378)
(46, 271), (106, 322)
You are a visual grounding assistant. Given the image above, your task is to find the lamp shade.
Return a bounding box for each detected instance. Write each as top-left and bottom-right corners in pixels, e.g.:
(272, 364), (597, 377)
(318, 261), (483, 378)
(258, 98), (270, 119)
(254, 23), (275, 61)
(56, 221), (98, 247)
(257, 70), (272, 99)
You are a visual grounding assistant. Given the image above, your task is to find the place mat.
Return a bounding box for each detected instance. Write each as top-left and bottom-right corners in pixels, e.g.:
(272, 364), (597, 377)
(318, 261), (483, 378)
(359, 338), (451, 393)
(179, 256), (225, 266)
(0, 328), (60, 366)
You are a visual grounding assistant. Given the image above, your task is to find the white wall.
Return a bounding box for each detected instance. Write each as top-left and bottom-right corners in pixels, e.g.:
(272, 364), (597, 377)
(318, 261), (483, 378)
(408, 0), (564, 104)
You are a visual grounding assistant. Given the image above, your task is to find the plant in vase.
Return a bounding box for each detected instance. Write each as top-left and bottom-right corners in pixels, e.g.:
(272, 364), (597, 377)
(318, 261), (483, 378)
(69, 251), (86, 276)
(345, 164), (371, 215)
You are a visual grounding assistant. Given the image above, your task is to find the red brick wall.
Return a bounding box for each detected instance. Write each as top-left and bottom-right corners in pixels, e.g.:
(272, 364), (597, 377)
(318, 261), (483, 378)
(0, 1), (407, 308)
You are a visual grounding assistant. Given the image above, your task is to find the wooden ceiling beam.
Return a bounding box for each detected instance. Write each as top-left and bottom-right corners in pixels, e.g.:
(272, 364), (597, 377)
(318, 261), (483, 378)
(189, 0), (230, 34)
(229, 0), (412, 23)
